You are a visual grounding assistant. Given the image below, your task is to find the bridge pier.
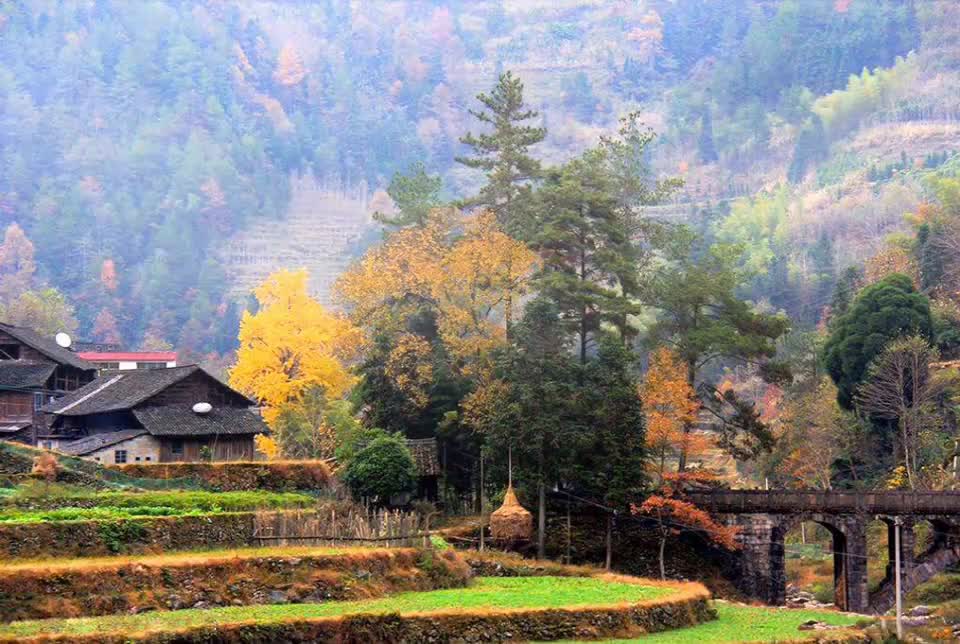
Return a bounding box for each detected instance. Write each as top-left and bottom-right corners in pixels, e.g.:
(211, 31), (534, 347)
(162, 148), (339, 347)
(730, 513), (869, 613)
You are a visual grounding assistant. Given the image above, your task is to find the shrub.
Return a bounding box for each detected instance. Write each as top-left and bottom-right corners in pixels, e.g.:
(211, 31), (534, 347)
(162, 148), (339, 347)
(112, 461), (333, 491)
(342, 432), (417, 502)
(908, 574), (960, 605)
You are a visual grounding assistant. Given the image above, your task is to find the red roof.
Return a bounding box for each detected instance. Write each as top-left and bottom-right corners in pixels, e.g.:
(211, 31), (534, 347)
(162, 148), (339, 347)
(77, 352), (177, 362)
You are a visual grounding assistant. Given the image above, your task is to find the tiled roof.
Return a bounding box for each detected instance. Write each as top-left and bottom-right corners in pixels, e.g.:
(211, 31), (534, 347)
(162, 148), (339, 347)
(57, 429), (149, 456)
(0, 421), (30, 435)
(406, 438), (441, 477)
(133, 405), (268, 436)
(42, 365), (203, 416)
(0, 323), (95, 371)
(0, 362), (56, 389)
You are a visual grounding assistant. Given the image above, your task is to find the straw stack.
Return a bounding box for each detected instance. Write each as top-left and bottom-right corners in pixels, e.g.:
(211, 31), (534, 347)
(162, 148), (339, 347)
(490, 485), (533, 543)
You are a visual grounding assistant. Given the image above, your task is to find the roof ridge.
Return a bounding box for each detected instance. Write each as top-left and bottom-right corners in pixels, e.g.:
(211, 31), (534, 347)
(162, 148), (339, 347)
(54, 374), (125, 414)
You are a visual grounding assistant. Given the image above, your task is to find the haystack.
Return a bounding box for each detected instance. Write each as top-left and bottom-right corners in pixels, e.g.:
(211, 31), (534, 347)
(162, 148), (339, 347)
(490, 485), (533, 542)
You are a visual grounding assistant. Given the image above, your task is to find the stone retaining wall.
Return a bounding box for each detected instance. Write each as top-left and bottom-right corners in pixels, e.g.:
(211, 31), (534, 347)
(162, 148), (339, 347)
(0, 548), (470, 622)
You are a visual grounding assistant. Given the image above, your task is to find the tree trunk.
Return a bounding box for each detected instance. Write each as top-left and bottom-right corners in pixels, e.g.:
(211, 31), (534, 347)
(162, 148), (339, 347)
(537, 480), (546, 559)
(605, 514), (612, 571)
(900, 416), (915, 490)
(678, 358), (697, 473)
(658, 532), (667, 581)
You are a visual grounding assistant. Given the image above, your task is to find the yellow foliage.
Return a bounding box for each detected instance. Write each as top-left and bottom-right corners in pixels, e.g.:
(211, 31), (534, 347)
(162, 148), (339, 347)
(434, 211), (539, 374)
(461, 376), (512, 434)
(385, 333), (434, 410)
(335, 209), (451, 332)
(885, 465), (910, 490)
(229, 269), (364, 426)
(337, 209), (538, 381)
(254, 434), (280, 460)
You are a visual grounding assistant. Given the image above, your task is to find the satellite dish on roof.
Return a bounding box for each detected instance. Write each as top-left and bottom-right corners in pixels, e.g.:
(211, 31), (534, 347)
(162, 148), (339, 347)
(192, 402), (212, 415)
(55, 332), (72, 349)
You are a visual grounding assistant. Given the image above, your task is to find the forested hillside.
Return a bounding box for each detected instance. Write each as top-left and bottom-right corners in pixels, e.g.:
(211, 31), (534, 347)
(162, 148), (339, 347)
(0, 0), (958, 366)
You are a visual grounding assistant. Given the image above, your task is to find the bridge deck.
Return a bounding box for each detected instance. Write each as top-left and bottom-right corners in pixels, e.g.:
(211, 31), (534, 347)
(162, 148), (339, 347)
(687, 489), (960, 515)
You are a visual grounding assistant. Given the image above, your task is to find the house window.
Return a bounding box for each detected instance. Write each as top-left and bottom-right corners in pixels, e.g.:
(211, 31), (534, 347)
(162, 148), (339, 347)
(0, 344), (20, 360)
(114, 450), (127, 464)
(145, 456), (151, 461)
(0, 394), (32, 417)
(33, 393), (44, 411)
(170, 440), (184, 457)
(96, 362), (120, 370)
(136, 362), (166, 370)
(41, 441), (53, 450)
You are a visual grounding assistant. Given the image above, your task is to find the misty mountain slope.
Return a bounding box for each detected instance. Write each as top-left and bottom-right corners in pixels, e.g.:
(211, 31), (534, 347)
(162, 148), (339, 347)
(0, 0), (957, 356)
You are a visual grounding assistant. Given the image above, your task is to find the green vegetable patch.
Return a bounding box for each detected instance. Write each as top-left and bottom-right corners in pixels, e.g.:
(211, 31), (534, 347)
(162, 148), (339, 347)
(0, 576), (670, 639)
(562, 601), (868, 643)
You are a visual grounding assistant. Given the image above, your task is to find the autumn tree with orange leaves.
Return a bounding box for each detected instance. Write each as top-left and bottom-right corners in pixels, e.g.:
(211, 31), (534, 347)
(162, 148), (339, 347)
(635, 347), (739, 580)
(639, 347), (704, 485)
(631, 494), (739, 580)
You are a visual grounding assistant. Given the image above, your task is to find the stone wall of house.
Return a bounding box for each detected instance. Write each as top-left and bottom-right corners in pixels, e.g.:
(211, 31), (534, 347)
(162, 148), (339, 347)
(86, 434), (160, 466)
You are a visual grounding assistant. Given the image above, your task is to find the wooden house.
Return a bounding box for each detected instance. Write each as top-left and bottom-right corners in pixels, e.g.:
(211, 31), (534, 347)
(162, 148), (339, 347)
(0, 323), (97, 443)
(41, 365), (268, 464)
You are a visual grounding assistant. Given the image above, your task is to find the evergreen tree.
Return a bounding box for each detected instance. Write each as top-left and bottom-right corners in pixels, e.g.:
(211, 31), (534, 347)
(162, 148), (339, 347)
(697, 107), (718, 163)
(787, 115), (828, 184)
(830, 266), (863, 320)
(374, 162), (443, 229)
(823, 273), (933, 409)
(574, 335), (647, 508)
(648, 230), (790, 469)
(809, 230), (837, 320)
(470, 297), (580, 558)
(456, 71), (546, 238)
(534, 148), (642, 361)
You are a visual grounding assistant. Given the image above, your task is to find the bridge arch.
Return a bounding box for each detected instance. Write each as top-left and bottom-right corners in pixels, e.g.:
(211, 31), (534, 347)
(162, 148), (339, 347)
(689, 490), (960, 614)
(772, 513), (867, 612)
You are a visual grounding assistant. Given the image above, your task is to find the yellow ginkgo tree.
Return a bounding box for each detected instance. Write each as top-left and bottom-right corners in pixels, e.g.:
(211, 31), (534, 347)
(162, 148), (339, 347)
(336, 208), (538, 381)
(230, 269), (365, 433)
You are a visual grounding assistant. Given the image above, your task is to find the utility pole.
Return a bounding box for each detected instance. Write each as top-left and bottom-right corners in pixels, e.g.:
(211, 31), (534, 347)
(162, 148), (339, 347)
(479, 454), (485, 552)
(953, 439), (959, 479)
(894, 516), (903, 640)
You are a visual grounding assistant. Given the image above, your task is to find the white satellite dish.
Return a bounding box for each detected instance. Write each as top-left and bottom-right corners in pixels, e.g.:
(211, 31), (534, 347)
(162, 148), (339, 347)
(55, 332), (72, 349)
(192, 402), (212, 415)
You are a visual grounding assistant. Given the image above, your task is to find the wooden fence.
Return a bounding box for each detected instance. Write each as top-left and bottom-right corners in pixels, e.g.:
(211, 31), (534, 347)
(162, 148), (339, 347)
(253, 507), (432, 547)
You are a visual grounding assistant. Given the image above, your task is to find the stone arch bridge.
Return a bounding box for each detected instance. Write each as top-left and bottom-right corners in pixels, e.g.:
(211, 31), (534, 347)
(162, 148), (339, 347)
(687, 490), (960, 614)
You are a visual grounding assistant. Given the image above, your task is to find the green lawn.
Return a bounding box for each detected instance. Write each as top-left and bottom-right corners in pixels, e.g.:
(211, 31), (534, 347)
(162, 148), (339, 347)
(0, 577), (670, 639)
(563, 602), (867, 643)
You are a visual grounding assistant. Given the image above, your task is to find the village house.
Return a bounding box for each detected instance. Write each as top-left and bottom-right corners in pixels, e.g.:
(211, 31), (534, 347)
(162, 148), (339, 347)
(75, 343), (178, 371)
(40, 365), (268, 464)
(0, 323), (98, 444)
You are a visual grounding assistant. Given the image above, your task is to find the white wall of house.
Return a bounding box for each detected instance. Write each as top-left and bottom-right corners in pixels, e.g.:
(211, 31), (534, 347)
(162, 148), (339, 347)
(85, 434), (161, 465)
(111, 360), (177, 370)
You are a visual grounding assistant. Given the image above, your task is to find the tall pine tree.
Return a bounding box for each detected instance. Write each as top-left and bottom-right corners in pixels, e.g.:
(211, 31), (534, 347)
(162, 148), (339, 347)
(456, 71), (546, 239)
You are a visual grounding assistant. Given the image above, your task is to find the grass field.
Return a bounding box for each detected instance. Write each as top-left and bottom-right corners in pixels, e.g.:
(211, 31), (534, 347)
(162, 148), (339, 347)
(0, 576), (671, 639)
(562, 602), (866, 643)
